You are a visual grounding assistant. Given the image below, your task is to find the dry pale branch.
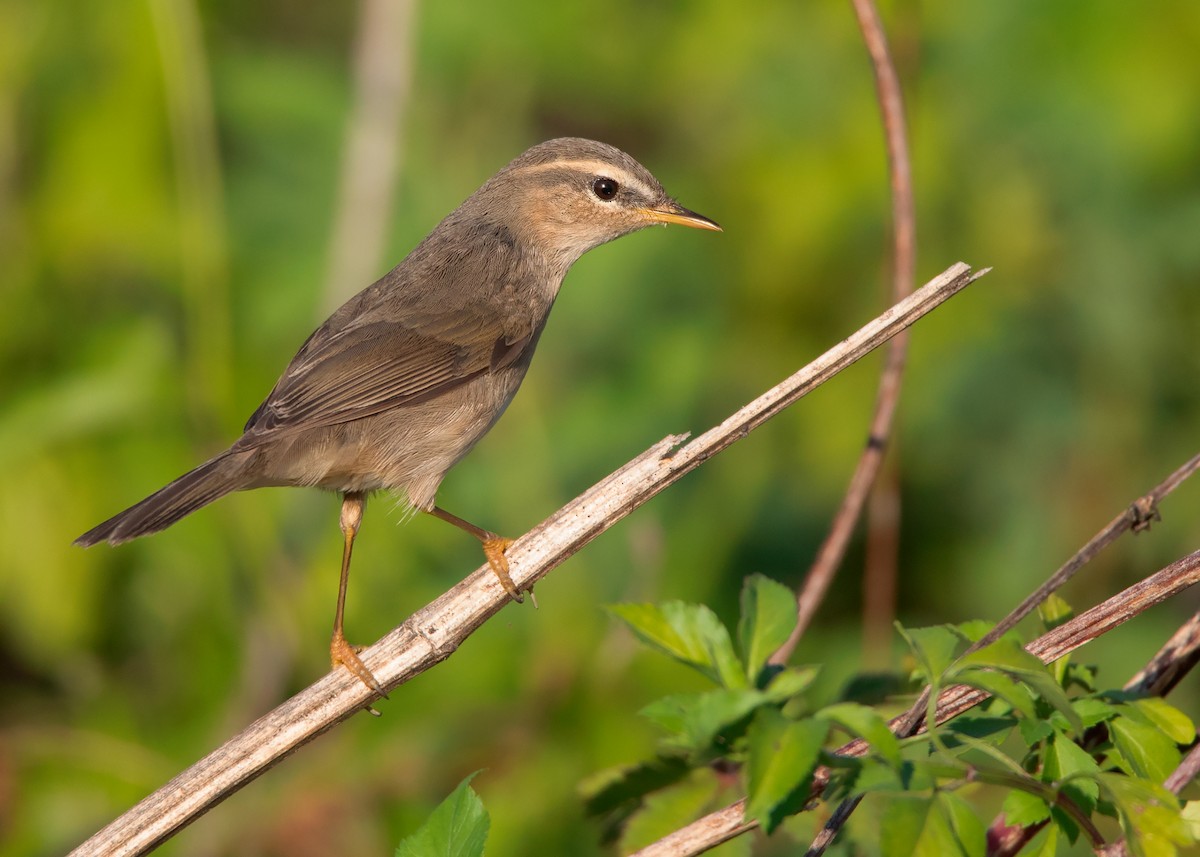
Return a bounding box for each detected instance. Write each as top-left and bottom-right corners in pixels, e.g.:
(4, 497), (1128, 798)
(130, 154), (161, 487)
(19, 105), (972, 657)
(633, 548), (1200, 857)
(67, 262), (984, 857)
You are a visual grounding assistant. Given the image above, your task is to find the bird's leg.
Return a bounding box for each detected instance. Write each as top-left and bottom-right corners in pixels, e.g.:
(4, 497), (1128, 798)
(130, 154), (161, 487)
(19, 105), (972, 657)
(428, 506), (526, 604)
(330, 491), (385, 696)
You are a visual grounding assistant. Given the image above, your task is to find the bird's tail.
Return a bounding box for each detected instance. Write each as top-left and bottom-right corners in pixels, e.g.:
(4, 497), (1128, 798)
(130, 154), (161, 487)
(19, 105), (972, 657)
(74, 448), (257, 547)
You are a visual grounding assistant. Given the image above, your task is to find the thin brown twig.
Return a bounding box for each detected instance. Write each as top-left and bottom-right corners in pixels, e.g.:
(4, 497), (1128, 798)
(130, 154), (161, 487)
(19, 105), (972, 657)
(772, 0), (916, 667)
(798, 0), (916, 847)
(633, 548), (1200, 857)
(896, 450), (1200, 740)
(67, 264), (983, 857)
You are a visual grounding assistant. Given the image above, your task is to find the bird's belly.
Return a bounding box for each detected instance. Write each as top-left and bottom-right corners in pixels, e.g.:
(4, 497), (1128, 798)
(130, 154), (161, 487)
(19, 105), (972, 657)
(252, 368), (525, 510)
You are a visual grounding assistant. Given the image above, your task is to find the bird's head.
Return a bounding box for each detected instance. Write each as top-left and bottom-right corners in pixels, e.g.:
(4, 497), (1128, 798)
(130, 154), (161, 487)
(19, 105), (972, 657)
(473, 137), (721, 268)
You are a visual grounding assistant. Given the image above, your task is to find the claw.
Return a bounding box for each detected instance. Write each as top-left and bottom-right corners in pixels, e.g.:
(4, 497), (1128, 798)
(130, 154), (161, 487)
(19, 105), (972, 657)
(331, 630), (387, 699)
(482, 532), (535, 600)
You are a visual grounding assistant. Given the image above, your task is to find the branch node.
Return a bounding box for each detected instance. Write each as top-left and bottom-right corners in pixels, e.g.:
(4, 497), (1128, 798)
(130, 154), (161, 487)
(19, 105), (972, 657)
(1130, 497), (1162, 533)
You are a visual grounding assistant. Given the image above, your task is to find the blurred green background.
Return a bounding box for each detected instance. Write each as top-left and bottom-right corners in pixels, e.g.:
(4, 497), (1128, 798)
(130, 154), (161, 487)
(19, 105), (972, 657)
(3, 1), (1200, 854)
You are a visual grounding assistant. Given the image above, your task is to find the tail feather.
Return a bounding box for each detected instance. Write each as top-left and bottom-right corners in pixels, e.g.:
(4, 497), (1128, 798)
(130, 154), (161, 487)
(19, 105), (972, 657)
(75, 448), (256, 547)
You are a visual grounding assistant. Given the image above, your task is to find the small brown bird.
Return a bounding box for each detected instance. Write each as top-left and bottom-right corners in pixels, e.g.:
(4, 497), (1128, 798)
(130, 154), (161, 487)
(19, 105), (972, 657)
(76, 137), (720, 693)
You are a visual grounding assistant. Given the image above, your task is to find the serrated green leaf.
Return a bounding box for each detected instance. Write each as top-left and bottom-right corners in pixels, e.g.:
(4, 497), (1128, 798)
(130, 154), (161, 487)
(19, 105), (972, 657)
(1110, 716), (1181, 783)
(897, 624), (964, 679)
(395, 772), (489, 857)
(736, 575), (797, 686)
(744, 708), (828, 833)
(952, 668), (1037, 720)
(640, 688), (768, 755)
(821, 702), (901, 768)
(610, 601), (746, 688)
(1124, 698), (1196, 745)
(1002, 789), (1051, 827)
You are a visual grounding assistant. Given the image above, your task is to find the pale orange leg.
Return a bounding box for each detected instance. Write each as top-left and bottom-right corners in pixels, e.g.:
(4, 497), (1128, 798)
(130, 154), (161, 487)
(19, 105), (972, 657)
(429, 506), (527, 604)
(330, 492), (386, 696)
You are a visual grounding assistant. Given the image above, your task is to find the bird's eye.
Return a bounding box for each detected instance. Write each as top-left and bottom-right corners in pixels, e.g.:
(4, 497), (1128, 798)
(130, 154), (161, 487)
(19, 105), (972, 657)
(592, 177), (619, 201)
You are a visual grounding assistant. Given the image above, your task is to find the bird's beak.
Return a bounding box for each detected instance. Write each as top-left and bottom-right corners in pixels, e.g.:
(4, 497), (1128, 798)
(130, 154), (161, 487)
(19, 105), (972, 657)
(638, 202), (723, 232)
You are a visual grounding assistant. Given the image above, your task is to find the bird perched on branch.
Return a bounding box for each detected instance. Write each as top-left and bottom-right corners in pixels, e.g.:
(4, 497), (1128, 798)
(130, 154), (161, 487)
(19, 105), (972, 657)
(76, 137), (721, 694)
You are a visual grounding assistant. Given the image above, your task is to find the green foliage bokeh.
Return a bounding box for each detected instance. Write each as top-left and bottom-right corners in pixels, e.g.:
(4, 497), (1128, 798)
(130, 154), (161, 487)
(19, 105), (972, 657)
(2, 2), (1199, 855)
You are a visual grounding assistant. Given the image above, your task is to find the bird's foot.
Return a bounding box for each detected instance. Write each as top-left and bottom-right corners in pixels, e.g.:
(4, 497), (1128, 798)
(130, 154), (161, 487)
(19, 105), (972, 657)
(330, 630), (387, 699)
(482, 536), (534, 606)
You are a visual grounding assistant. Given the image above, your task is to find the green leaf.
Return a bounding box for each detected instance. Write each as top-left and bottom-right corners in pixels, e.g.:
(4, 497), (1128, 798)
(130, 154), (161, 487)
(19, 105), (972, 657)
(396, 772), (489, 857)
(1011, 669), (1084, 736)
(1110, 715), (1181, 783)
(610, 602), (746, 688)
(1181, 801), (1200, 842)
(1124, 698), (1196, 744)
(955, 619), (997, 643)
(937, 791), (987, 857)
(953, 636), (1083, 734)
(1018, 716), (1054, 746)
(1099, 774), (1191, 857)
(1028, 825), (1060, 857)
(617, 769), (726, 855)
(898, 624), (964, 680)
(1071, 696), (1118, 730)
(879, 793), (984, 857)
(1042, 733), (1100, 834)
(736, 574), (797, 686)
(581, 755), (693, 821)
(956, 634), (1042, 674)
(951, 668), (1037, 720)
(1002, 789), (1051, 827)
(821, 702), (901, 768)
(944, 715), (1018, 748)
(1037, 594), (1075, 629)
(1043, 732), (1101, 786)
(640, 688), (768, 755)
(744, 708), (829, 833)
(762, 664), (820, 702)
